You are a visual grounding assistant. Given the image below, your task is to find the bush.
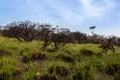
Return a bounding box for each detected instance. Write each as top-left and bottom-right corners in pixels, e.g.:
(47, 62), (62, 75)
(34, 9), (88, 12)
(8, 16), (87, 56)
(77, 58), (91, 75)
(22, 55), (30, 63)
(72, 71), (83, 80)
(73, 66), (95, 80)
(96, 52), (103, 57)
(73, 53), (82, 62)
(80, 49), (94, 56)
(31, 52), (46, 61)
(0, 56), (19, 80)
(55, 53), (74, 63)
(22, 52), (46, 63)
(22, 62), (37, 80)
(39, 74), (57, 80)
(46, 48), (57, 52)
(101, 54), (120, 76)
(2, 20), (40, 42)
(104, 64), (120, 75)
(0, 48), (12, 56)
(47, 62), (69, 77)
(72, 62), (95, 80)
(113, 73), (120, 80)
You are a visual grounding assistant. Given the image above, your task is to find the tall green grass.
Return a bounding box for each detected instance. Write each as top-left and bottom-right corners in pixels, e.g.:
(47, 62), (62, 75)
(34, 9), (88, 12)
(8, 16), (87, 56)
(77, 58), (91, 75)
(0, 56), (19, 80)
(0, 36), (120, 80)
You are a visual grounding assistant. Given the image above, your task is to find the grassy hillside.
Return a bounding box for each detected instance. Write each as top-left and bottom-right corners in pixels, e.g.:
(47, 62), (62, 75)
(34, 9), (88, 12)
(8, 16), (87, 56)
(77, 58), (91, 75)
(0, 36), (120, 80)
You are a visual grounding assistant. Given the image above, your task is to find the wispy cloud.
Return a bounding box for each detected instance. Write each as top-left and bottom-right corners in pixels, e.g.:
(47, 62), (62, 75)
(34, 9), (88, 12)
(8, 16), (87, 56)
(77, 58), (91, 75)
(79, 0), (116, 18)
(2, 0), (115, 26)
(40, 0), (116, 26)
(41, 0), (84, 26)
(0, 0), (119, 36)
(96, 24), (120, 36)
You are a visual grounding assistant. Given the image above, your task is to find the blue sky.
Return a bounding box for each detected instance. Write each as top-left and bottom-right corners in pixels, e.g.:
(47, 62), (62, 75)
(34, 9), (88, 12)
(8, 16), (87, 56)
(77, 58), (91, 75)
(0, 0), (120, 36)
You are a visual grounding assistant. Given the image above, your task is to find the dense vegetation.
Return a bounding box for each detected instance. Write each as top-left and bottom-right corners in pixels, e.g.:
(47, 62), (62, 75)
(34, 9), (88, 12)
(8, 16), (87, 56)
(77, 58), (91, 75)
(1, 20), (120, 48)
(0, 20), (120, 80)
(0, 36), (120, 80)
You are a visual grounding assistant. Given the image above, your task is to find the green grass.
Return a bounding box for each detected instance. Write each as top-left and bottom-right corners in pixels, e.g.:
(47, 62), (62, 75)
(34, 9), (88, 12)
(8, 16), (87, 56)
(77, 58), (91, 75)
(0, 36), (120, 80)
(0, 56), (19, 80)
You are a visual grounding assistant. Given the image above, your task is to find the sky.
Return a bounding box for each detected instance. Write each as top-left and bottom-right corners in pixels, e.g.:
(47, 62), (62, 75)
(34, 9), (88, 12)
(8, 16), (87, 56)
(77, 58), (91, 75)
(0, 0), (120, 36)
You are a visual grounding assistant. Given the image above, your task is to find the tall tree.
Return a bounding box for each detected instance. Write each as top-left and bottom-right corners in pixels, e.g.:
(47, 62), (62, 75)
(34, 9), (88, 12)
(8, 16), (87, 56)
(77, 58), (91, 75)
(2, 20), (40, 41)
(89, 26), (96, 35)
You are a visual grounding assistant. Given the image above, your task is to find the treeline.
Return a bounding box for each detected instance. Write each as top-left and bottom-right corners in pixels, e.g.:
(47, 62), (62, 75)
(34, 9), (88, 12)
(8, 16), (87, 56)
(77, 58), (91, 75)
(0, 20), (120, 49)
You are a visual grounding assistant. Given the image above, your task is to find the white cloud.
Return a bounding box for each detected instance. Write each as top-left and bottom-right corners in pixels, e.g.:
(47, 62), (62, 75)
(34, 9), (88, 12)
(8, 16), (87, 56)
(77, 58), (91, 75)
(41, 0), (84, 26)
(79, 0), (116, 18)
(17, 0), (45, 12)
(12, 0), (55, 23)
(40, 0), (116, 26)
(0, 0), (118, 35)
(17, 0), (117, 32)
(96, 27), (120, 37)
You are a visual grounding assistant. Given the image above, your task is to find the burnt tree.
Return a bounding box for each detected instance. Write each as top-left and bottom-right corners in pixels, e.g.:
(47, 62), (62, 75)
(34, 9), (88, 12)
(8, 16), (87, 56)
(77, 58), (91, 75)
(2, 20), (40, 42)
(99, 38), (115, 53)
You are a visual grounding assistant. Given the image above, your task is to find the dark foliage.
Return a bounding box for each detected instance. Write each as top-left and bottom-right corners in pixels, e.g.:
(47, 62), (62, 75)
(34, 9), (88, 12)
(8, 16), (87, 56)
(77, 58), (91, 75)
(70, 32), (87, 44)
(55, 54), (74, 63)
(0, 48), (12, 56)
(99, 39), (115, 53)
(72, 72), (83, 80)
(73, 66), (94, 80)
(31, 52), (46, 61)
(80, 49), (94, 56)
(39, 74), (57, 80)
(22, 55), (30, 63)
(1, 20), (41, 42)
(50, 28), (73, 50)
(1, 20), (120, 50)
(105, 64), (120, 75)
(39, 24), (54, 50)
(113, 73), (120, 80)
(22, 52), (46, 63)
(48, 65), (69, 77)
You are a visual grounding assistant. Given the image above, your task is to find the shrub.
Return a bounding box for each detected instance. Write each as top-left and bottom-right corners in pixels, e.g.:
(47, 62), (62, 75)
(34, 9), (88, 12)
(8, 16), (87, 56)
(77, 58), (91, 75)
(47, 61), (69, 77)
(73, 53), (82, 62)
(22, 55), (30, 63)
(55, 53), (74, 63)
(0, 56), (19, 80)
(96, 52), (103, 57)
(39, 74), (57, 80)
(20, 48), (30, 55)
(101, 54), (120, 76)
(46, 48), (57, 52)
(80, 49), (94, 56)
(2, 20), (41, 42)
(72, 62), (95, 80)
(73, 66), (95, 80)
(113, 73), (120, 80)
(22, 62), (37, 80)
(0, 48), (12, 56)
(22, 52), (46, 63)
(104, 64), (120, 75)
(72, 71), (83, 80)
(31, 52), (46, 61)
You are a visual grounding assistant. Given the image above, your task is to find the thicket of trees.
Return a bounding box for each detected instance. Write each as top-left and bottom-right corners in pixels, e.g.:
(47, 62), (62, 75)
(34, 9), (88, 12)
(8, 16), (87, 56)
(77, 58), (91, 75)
(0, 20), (120, 50)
